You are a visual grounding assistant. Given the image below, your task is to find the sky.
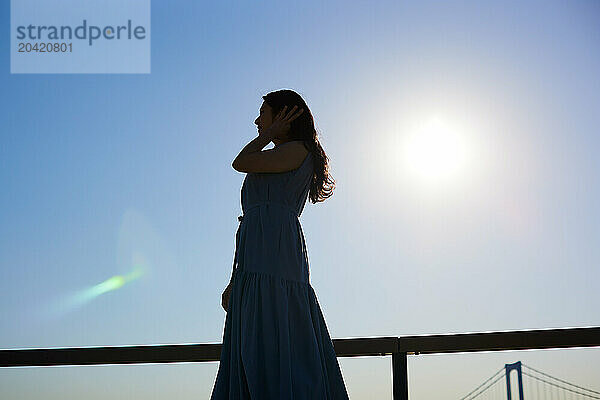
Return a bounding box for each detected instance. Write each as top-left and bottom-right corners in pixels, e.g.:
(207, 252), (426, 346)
(1, 0), (599, 398)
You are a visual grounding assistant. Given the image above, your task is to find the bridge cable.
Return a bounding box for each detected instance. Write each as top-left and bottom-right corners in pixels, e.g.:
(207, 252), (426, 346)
(522, 363), (600, 396)
(522, 371), (600, 399)
(458, 367), (505, 400)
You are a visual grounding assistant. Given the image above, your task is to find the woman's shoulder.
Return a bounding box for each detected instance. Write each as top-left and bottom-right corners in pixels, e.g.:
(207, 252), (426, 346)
(274, 141), (311, 174)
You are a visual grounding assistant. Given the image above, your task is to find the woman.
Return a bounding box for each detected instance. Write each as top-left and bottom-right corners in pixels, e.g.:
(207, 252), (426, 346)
(210, 89), (350, 399)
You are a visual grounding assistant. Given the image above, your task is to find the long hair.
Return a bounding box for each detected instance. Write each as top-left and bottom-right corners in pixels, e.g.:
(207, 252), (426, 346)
(262, 89), (335, 203)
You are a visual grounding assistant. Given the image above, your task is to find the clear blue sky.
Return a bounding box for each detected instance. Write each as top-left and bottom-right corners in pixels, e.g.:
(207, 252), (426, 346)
(1, 0), (598, 398)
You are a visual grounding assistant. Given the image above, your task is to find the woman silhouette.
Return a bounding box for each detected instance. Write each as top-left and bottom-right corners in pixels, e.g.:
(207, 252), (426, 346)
(210, 89), (350, 399)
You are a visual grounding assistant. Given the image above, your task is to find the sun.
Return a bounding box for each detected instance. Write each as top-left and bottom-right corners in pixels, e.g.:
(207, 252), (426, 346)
(402, 116), (470, 184)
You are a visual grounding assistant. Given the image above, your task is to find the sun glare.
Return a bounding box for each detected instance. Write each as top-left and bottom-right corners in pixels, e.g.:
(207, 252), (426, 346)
(402, 116), (469, 184)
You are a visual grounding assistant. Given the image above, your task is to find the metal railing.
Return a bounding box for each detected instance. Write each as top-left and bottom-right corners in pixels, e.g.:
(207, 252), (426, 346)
(1, 326), (598, 399)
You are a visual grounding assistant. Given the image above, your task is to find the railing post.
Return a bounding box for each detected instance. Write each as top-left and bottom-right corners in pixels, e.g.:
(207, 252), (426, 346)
(392, 351), (408, 400)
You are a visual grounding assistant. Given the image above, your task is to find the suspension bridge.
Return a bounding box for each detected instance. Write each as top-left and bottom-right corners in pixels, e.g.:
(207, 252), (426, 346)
(459, 361), (600, 400)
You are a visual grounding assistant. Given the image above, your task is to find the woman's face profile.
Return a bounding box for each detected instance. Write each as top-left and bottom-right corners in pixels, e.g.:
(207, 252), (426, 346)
(254, 101), (273, 134)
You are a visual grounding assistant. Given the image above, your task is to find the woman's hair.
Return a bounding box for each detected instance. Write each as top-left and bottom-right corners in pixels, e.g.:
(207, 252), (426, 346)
(262, 89), (335, 203)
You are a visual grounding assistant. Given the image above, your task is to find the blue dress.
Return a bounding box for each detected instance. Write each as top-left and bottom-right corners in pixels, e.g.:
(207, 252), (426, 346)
(210, 151), (350, 399)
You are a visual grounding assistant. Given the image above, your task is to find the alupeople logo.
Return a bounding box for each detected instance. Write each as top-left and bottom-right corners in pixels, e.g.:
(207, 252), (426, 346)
(16, 19), (147, 47)
(11, 0), (151, 74)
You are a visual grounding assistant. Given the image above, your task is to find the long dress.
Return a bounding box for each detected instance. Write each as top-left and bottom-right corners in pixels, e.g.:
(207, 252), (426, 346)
(210, 151), (350, 399)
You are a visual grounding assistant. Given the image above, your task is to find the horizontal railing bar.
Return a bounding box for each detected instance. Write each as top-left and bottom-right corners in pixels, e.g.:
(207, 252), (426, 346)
(0, 343), (223, 367)
(332, 336), (399, 357)
(398, 326), (600, 355)
(1, 327), (598, 367)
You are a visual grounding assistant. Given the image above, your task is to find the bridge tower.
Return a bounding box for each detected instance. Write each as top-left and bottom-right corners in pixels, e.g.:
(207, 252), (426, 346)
(505, 361), (524, 400)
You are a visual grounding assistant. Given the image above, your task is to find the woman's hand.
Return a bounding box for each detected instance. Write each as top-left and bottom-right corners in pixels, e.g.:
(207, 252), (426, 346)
(261, 105), (304, 140)
(221, 281), (233, 312)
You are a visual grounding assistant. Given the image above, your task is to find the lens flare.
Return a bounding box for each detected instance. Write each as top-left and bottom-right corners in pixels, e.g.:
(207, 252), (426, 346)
(39, 266), (145, 321)
(36, 208), (174, 323)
